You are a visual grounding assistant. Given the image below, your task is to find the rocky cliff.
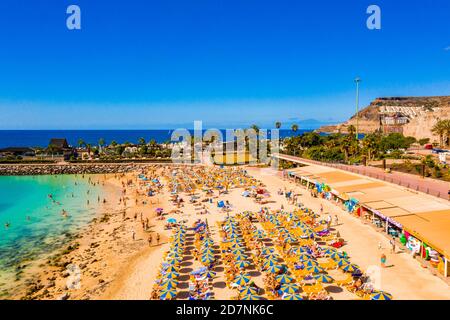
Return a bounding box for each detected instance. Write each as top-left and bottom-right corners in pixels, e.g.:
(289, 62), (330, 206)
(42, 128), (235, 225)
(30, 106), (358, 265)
(318, 96), (450, 142)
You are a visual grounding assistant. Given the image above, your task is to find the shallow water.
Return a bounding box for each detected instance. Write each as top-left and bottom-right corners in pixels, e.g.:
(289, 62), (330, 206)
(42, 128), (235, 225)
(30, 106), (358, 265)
(0, 175), (106, 294)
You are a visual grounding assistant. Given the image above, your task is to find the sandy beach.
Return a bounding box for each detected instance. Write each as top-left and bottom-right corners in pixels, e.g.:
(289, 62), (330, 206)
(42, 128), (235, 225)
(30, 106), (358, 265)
(12, 164), (450, 300)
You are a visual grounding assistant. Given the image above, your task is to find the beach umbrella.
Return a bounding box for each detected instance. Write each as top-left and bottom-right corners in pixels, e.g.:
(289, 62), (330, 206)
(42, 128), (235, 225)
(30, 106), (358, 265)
(163, 272), (179, 279)
(302, 259), (318, 267)
(342, 264), (359, 273)
(314, 274), (334, 283)
(239, 286), (258, 295)
(241, 294), (263, 300)
(202, 238), (214, 245)
(232, 249), (246, 255)
(305, 265), (324, 274)
(263, 259), (279, 268)
(282, 294), (304, 300)
(201, 253), (215, 260)
(162, 265), (179, 273)
(233, 274), (251, 286)
(336, 258), (350, 267)
(370, 291), (393, 301)
(330, 252), (344, 260)
(261, 247), (274, 254)
(159, 289), (177, 300)
(159, 280), (178, 291)
(167, 218), (177, 224)
(234, 254), (248, 261)
(276, 274), (295, 284)
(262, 253), (279, 260)
(205, 270), (217, 279)
(297, 254), (311, 262)
(235, 260), (250, 269)
(266, 265), (284, 273)
(201, 258), (215, 265)
(323, 247), (337, 255)
(280, 283), (301, 294)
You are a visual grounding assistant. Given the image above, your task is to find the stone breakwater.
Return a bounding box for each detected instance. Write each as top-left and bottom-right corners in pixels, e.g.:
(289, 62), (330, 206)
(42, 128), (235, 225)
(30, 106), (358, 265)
(0, 163), (158, 176)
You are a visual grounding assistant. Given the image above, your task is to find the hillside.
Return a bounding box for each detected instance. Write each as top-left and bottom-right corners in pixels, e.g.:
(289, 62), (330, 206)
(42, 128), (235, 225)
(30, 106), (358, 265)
(318, 96), (450, 142)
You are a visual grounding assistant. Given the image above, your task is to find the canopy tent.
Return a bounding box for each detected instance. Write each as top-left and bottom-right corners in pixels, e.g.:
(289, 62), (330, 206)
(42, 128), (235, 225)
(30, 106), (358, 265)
(395, 210), (450, 259)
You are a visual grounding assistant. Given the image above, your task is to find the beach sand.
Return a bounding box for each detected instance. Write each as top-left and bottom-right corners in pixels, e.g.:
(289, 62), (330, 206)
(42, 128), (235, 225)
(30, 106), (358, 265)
(13, 165), (450, 300)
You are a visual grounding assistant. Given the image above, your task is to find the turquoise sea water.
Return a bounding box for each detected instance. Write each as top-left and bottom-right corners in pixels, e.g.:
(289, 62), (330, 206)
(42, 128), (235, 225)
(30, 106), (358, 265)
(0, 175), (106, 292)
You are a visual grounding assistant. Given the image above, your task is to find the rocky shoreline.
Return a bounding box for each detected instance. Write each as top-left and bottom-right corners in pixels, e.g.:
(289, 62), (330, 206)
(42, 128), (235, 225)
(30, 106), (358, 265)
(0, 163), (164, 176)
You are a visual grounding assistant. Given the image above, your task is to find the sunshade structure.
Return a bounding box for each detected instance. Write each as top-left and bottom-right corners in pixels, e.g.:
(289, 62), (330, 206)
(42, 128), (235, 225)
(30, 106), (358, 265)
(280, 283), (301, 294)
(241, 294), (264, 300)
(233, 274), (251, 286)
(159, 289), (177, 300)
(282, 294), (304, 300)
(370, 291), (393, 300)
(235, 260), (251, 269)
(314, 274), (334, 283)
(266, 265), (285, 273)
(276, 274), (295, 284)
(342, 264), (360, 273)
(239, 286), (258, 296)
(305, 265), (325, 274)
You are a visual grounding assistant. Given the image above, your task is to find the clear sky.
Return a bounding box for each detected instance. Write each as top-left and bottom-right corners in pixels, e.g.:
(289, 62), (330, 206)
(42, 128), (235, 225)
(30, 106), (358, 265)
(0, 0), (449, 129)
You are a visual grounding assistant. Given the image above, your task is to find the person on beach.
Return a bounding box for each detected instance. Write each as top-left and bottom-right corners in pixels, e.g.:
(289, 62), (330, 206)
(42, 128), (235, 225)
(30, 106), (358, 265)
(326, 214), (332, 228)
(381, 253), (387, 268)
(334, 215), (339, 226)
(148, 234), (152, 246)
(156, 233), (160, 245)
(132, 230), (136, 241)
(390, 239), (396, 254)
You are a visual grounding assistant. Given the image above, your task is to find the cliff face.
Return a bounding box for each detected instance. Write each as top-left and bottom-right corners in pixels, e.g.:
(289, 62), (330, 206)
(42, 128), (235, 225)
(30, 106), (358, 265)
(318, 96), (450, 142)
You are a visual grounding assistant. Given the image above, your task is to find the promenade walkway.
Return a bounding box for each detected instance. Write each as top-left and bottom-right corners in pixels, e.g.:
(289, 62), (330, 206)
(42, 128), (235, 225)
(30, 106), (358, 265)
(273, 153), (450, 201)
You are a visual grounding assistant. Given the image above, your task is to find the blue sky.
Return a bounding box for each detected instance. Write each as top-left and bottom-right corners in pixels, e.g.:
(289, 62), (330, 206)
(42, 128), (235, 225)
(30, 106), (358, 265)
(0, 0), (449, 129)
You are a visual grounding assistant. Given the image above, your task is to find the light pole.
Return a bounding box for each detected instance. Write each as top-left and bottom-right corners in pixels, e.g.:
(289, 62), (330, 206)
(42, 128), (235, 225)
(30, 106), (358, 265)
(354, 77), (361, 140)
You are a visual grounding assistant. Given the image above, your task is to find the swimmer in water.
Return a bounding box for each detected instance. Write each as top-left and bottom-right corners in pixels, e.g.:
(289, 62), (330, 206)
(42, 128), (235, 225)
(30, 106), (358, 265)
(5, 222), (10, 228)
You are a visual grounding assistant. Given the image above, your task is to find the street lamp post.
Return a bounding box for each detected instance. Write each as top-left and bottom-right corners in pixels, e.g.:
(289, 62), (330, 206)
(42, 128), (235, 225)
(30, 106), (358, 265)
(354, 77), (361, 140)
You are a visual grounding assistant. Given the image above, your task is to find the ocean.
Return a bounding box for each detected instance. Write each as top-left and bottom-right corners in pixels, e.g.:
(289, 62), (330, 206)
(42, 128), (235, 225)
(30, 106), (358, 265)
(0, 129), (313, 148)
(0, 175), (111, 296)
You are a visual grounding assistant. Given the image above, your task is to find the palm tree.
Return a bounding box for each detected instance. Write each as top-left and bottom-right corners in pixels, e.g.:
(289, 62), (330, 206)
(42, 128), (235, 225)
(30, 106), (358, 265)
(275, 121), (281, 129)
(77, 138), (85, 148)
(138, 137), (146, 146)
(362, 133), (380, 161)
(291, 124), (299, 134)
(250, 124), (260, 134)
(110, 140), (118, 147)
(432, 120), (446, 147)
(46, 144), (57, 159)
(347, 125), (356, 138)
(98, 138), (105, 152)
(443, 119), (450, 147)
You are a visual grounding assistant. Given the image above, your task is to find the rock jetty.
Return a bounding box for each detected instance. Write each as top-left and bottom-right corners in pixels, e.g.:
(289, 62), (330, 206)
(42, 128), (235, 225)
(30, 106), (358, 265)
(0, 163), (157, 176)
